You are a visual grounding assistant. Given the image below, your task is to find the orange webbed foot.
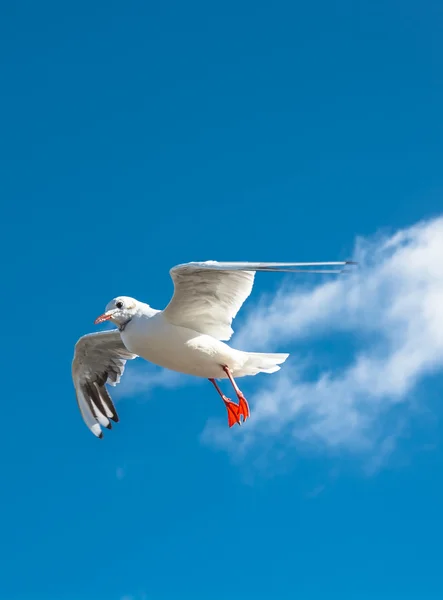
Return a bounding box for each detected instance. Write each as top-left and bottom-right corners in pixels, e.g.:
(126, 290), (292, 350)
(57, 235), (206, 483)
(236, 393), (250, 423)
(223, 397), (242, 427)
(223, 394), (250, 427)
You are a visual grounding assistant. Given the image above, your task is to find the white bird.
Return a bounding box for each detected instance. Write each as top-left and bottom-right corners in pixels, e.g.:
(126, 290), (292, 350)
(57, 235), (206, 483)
(72, 260), (354, 438)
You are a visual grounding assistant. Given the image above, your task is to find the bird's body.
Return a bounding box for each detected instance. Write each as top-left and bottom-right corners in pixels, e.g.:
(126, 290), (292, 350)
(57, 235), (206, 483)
(72, 260), (355, 438)
(122, 308), (287, 379)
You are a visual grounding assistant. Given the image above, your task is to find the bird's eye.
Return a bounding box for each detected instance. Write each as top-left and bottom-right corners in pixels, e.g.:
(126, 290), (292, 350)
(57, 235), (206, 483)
(116, 301), (124, 309)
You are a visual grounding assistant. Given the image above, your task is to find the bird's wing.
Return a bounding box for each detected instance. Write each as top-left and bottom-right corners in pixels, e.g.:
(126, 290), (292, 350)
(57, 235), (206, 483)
(72, 330), (137, 438)
(162, 260), (352, 341)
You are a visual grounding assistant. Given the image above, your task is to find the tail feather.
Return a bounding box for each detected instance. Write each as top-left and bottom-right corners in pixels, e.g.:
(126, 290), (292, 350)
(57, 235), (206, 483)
(235, 352), (289, 377)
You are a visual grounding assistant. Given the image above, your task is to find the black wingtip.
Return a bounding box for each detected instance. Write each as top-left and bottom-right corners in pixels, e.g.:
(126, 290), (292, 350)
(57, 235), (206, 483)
(105, 422), (112, 430)
(345, 260), (358, 265)
(98, 432), (104, 439)
(111, 414), (120, 423)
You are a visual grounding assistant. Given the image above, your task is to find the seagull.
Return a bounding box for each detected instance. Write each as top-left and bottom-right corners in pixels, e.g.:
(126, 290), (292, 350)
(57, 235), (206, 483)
(72, 260), (354, 438)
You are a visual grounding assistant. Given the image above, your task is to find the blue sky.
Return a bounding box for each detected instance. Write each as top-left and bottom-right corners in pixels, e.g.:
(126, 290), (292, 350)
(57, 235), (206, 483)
(1, 1), (443, 599)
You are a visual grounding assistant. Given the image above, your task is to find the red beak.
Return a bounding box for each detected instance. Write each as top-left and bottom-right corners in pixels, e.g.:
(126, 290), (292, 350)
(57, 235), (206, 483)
(94, 313), (113, 325)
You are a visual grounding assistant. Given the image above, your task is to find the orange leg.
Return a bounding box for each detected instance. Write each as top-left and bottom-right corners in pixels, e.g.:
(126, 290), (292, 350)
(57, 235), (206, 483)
(209, 378), (242, 427)
(222, 366), (250, 423)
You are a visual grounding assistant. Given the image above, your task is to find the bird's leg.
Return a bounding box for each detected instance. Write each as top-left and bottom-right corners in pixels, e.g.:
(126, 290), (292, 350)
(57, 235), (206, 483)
(222, 366), (250, 424)
(209, 378), (242, 428)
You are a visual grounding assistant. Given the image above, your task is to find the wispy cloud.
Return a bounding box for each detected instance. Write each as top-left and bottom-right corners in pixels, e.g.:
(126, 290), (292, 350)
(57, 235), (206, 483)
(203, 216), (443, 470)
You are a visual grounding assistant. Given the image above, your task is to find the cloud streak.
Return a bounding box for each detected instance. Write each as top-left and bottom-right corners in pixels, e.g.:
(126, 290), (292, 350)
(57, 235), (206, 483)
(203, 216), (443, 469)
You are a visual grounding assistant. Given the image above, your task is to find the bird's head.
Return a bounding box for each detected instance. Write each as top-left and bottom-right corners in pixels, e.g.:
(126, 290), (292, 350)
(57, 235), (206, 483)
(94, 296), (139, 330)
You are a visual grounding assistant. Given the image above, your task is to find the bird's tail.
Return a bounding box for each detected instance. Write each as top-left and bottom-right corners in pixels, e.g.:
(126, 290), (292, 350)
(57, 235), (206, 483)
(234, 351), (289, 377)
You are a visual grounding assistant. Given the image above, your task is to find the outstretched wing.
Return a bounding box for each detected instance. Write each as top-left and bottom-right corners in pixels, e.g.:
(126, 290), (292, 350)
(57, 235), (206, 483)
(72, 330), (137, 438)
(163, 260), (351, 341)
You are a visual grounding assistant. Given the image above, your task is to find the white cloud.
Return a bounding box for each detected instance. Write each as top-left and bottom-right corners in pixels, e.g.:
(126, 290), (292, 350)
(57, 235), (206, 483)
(203, 216), (443, 470)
